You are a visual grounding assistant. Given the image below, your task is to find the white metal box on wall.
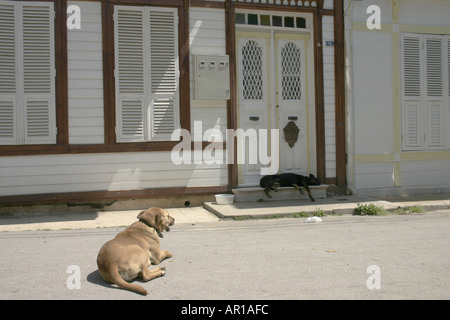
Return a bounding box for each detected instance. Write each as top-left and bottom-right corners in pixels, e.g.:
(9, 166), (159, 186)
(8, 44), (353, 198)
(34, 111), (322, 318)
(194, 55), (230, 100)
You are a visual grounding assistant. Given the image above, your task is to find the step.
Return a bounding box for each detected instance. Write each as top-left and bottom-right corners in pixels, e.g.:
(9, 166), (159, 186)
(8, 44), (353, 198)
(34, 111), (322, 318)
(232, 185), (328, 202)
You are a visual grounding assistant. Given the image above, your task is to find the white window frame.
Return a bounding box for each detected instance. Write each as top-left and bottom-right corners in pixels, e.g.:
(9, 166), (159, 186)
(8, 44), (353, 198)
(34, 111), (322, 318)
(401, 33), (450, 151)
(113, 5), (180, 143)
(0, 1), (56, 145)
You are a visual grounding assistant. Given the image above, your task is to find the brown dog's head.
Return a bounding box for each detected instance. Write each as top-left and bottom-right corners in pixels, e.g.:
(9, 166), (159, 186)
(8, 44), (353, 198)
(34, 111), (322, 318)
(137, 207), (175, 238)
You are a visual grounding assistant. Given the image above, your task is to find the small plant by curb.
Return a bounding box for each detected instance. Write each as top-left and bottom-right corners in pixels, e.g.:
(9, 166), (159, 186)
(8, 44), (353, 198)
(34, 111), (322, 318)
(353, 203), (424, 216)
(353, 203), (385, 216)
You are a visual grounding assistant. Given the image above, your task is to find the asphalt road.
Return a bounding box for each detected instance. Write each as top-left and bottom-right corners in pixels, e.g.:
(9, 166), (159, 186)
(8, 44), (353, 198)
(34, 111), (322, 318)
(1, 210), (450, 300)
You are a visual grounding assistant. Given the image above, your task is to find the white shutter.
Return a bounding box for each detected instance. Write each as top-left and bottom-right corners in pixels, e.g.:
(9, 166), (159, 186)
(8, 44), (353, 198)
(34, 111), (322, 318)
(0, 3), (17, 144)
(0, 100), (16, 143)
(0, 2), (55, 145)
(0, 3), (16, 94)
(114, 6), (180, 142)
(424, 36), (444, 148)
(402, 35), (422, 97)
(401, 34), (424, 150)
(402, 100), (423, 149)
(425, 36), (443, 97)
(114, 6), (146, 142)
(448, 37), (450, 98)
(22, 3), (56, 144)
(426, 101), (444, 147)
(149, 8), (179, 140)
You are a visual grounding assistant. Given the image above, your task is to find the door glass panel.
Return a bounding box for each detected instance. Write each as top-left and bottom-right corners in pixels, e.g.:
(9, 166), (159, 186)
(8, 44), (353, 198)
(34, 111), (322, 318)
(241, 40), (263, 100)
(281, 42), (302, 100)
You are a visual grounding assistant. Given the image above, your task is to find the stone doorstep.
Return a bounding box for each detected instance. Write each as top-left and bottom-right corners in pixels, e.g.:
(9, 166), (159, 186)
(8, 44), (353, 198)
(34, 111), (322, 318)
(232, 185), (328, 202)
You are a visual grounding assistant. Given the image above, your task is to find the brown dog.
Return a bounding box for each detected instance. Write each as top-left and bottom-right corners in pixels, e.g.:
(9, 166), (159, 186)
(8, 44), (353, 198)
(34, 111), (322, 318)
(97, 207), (175, 295)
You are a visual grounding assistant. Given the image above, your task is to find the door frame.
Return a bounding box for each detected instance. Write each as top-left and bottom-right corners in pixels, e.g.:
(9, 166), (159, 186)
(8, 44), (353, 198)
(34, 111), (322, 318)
(225, 1), (336, 189)
(232, 8), (317, 187)
(235, 29), (315, 186)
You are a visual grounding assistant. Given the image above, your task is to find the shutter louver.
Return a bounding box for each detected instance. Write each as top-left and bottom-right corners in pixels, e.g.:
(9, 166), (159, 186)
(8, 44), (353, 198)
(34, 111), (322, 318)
(448, 38), (450, 98)
(119, 98), (144, 138)
(424, 36), (444, 148)
(403, 101), (422, 149)
(402, 36), (421, 97)
(426, 101), (444, 147)
(0, 100), (15, 142)
(25, 99), (51, 139)
(0, 4), (16, 144)
(149, 8), (179, 140)
(22, 4), (55, 144)
(425, 37), (443, 97)
(0, 3), (16, 94)
(114, 7), (146, 142)
(22, 5), (53, 94)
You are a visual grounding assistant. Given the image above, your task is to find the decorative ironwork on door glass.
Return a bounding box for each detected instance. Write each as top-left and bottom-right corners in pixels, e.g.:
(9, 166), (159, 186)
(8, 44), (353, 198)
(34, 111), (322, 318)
(281, 42), (302, 100)
(241, 40), (263, 100)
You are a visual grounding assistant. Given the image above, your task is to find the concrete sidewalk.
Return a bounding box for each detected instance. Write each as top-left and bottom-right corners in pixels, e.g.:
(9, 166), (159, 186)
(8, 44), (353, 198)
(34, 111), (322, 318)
(1, 193), (450, 232)
(205, 193), (450, 219)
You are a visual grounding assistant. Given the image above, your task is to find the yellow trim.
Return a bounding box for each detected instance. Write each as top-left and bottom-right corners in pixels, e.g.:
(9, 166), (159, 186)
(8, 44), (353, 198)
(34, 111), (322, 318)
(352, 21), (450, 35)
(236, 30), (271, 39)
(392, 32), (401, 155)
(274, 33), (310, 41)
(354, 151), (450, 163)
(392, 31), (402, 186)
(399, 24), (450, 35)
(393, 162), (401, 187)
(401, 151), (450, 161)
(392, 0), (400, 24)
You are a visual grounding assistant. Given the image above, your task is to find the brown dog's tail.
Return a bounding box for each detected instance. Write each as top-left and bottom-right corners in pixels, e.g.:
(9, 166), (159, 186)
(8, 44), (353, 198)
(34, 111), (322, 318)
(106, 267), (148, 296)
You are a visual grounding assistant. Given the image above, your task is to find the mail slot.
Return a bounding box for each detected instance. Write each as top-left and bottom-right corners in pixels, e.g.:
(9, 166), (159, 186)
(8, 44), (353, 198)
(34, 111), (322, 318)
(249, 116), (260, 121)
(288, 116), (298, 121)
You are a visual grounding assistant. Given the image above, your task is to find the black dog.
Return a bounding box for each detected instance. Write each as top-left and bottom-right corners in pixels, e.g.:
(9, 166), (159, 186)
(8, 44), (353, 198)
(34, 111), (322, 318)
(259, 173), (321, 202)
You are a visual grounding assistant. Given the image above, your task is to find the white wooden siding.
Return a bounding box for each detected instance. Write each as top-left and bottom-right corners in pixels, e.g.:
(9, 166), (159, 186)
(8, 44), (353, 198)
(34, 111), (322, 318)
(67, 1), (104, 144)
(189, 7), (228, 140)
(354, 163), (395, 190)
(352, 30), (394, 154)
(0, 152), (228, 196)
(398, 0), (450, 26)
(348, 0), (450, 195)
(401, 159), (450, 188)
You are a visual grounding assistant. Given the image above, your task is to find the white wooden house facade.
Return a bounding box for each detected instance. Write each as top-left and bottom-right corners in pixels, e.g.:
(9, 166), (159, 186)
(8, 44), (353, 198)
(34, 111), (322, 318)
(345, 0), (450, 196)
(0, 0), (449, 207)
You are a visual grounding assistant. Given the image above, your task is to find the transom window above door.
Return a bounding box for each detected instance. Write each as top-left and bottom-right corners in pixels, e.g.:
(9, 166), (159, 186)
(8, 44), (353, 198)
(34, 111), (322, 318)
(235, 12), (310, 30)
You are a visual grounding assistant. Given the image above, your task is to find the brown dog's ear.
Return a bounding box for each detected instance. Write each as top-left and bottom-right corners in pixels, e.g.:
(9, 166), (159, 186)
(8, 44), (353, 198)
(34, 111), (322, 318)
(138, 208), (160, 229)
(137, 210), (145, 219)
